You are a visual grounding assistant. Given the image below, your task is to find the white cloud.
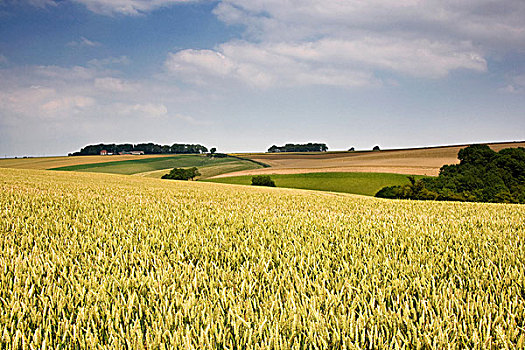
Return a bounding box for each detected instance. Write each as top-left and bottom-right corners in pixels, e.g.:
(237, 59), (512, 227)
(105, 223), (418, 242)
(162, 0), (520, 89)
(164, 0), (525, 89)
(214, 0), (525, 48)
(165, 38), (486, 88)
(0, 85), (95, 118)
(0, 59), (215, 156)
(165, 44), (375, 88)
(0, 61), (204, 126)
(67, 36), (101, 48)
(0, 64), (159, 121)
(72, 0), (199, 16)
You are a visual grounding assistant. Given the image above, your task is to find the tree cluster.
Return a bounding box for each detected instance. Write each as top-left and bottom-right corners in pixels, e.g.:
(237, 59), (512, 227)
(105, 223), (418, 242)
(70, 143), (208, 156)
(161, 167), (200, 181)
(267, 143), (328, 153)
(251, 175), (276, 187)
(376, 144), (525, 204)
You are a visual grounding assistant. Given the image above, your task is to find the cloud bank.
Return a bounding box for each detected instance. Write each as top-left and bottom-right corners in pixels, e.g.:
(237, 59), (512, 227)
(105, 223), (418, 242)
(163, 0), (524, 89)
(72, 0), (199, 16)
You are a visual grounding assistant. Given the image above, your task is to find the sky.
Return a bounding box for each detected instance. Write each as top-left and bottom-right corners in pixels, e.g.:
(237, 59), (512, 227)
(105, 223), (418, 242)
(0, 0), (524, 156)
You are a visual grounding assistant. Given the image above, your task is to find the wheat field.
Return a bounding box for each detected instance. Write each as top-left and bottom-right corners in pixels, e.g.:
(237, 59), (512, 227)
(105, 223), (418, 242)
(1, 168), (524, 348)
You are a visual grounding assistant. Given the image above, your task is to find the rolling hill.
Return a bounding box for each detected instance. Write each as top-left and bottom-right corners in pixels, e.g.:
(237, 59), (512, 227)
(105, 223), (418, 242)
(0, 154), (263, 179)
(222, 141), (525, 178)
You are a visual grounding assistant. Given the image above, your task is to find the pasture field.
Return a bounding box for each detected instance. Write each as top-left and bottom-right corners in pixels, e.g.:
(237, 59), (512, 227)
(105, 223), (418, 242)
(205, 172), (428, 196)
(227, 141), (525, 177)
(1, 168), (524, 348)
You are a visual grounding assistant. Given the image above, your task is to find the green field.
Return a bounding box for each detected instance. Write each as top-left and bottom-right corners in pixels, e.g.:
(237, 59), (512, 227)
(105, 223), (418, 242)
(1, 168), (523, 348)
(206, 172), (428, 196)
(50, 154), (262, 178)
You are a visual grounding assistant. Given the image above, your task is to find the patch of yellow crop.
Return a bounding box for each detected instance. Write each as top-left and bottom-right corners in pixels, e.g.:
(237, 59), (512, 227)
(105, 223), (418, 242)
(1, 168), (524, 348)
(0, 154), (176, 170)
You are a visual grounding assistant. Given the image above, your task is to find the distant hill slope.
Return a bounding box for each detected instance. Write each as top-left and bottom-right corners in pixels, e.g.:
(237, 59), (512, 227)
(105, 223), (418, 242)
(224, 141), (525, 178)
(0, 154), (262, 179)
(0, 154), (176, 170)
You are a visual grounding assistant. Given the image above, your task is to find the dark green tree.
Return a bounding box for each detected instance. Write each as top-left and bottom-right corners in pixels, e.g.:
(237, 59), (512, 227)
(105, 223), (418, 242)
(251, 175), (276, 187)
(71, 142), (208, 155)
(267, 143), (328, 153)
(375, 145), (525, 203)
(162, 167), (201, 181)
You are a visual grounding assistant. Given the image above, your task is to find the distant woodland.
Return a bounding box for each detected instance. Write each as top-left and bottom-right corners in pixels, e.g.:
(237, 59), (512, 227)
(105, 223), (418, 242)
(268, 143), (328, 153)
(376, 144), (525, 204)
(70, 143), (208, 156)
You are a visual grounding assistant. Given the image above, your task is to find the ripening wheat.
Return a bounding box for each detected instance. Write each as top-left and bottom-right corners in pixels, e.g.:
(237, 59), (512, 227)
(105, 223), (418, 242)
(0, 168), (524, 349)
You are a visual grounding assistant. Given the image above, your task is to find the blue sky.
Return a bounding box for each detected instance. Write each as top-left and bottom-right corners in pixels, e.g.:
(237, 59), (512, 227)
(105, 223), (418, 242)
(1, 0), (524, 156)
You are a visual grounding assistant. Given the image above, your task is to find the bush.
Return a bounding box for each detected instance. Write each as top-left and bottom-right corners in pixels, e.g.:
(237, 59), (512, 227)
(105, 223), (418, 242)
(251, 175), (276, 187)
(162, 167), (200, 181)
(373, 145), (381, 151)
(375, 186), (401, 198)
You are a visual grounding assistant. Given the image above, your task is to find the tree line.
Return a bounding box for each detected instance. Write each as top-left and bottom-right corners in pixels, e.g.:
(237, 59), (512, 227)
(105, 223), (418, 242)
(69, 143), (208, 156)
(376, 144), (525, 204)
(268, 143), (328, 153)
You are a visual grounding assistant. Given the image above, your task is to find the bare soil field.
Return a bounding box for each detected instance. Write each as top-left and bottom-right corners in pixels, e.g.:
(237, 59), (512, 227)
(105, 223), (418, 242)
(221, 141), (525, 178)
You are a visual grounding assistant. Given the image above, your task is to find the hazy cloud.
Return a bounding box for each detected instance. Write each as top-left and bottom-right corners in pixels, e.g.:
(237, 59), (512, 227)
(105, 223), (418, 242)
(0, 86), (57, 116)
(1, 0), (58, 8)
(67, 36), (101, 48)
(72, 0), (200, 16)
(94, 77), (139, 92)
(174, 113), (212, 126)
(88, 56), (131, 67)
(34, 65), (102, 81)
(118, 103), (168, 117)
(40, 95), (95, 116)
(502, 74), (525, 94)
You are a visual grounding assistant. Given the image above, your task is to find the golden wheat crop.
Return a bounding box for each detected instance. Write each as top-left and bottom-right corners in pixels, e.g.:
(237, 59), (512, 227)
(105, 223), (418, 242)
(0, 168), (524, 349)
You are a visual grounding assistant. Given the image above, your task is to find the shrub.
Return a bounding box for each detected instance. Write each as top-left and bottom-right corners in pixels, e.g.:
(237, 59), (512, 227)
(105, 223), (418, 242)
(375, 186), (401, 198)
(162, 167), (200, 180)
(251, 175), (276, 187)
